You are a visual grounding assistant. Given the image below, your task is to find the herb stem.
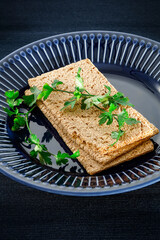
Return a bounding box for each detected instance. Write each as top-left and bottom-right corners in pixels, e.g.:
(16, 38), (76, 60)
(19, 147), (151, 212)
(53, 88), (95, 97)
(81, 93), (95, 97)
(85, 89), (91, 95)
(25, 115), (32, 135)
(27, 105), (36, 114)
(53, 89), (74, 94)
(25, 105), (36, 135)
(93, 104), (105, 112)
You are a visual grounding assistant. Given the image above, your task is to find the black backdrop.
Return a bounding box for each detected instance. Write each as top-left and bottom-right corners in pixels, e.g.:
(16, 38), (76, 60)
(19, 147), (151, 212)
(0, 0), (160, 239)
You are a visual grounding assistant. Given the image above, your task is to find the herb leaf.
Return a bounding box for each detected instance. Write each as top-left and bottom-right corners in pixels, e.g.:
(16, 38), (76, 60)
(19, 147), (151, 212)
(14, 98), (23, 106)
(110, 130), (125, 146)
(84, 97), (99, 109)
(99, 112), (112, 125)
(124, 118), (141, 125)
(30, 149), (38, 158)
(81, 98), (87, 110)
(73, 89), (82, 100)
(112, 92), (134, 107)
(3, 107), (16, 117)
(61, 99), (77, 110)
(51, 79), (63, 88)
(75, 67), (84, 92)
(109, 103), (118, 112)
(23, 94), (34, 107)
(28, 134), (40, 145)
(39, 151), (52, 165)
(70, 150), (80, 158)
(11, 116), (26, 131)
(99, 103), (117, 125)
(5, 90), (19, 99)
(38, 83), (53, 100)
(104, 85), (111, 96)
(117, 109), (129, 128)
(23, 86), (41, 107)
(6, 98), (23, 109)
(55, 150), (80, 165)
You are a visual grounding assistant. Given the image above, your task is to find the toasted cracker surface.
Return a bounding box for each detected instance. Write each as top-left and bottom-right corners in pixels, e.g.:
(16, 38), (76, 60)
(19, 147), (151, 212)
(37, 102), (154, 175)
(26, 59), (159, 174)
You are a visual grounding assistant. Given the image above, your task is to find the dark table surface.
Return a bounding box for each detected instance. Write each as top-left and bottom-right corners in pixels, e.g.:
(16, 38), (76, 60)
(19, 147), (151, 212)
(0, 0), (160, 239)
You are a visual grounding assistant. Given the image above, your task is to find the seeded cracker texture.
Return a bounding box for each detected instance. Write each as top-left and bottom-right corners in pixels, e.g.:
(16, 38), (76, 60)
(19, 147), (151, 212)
(25, 59), (159, 175)
(36, 103), (154, 175)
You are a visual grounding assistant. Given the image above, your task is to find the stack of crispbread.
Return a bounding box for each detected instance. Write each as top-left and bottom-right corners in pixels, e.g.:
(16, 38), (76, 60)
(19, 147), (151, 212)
(26, 59), (159, 175)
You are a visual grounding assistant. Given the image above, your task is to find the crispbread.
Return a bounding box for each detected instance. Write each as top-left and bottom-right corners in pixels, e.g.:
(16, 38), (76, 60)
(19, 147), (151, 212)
(26, 59), (159, 173)
(70, 140), (154, 175)
(37, 102), (154, 174)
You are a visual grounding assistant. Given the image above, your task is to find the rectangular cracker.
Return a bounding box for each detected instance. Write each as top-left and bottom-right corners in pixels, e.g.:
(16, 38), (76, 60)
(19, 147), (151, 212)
(37, 103), (154, 174)
(37, 102), (154, 174)
(26, 59), (159, 173)
(73, 140), (154, 175)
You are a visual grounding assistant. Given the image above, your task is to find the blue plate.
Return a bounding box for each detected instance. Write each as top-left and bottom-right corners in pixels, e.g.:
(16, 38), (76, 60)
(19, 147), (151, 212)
(0, 31), (160, 196)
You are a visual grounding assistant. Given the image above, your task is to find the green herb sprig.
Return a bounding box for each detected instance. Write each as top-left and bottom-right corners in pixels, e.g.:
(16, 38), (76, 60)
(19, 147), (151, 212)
(4, 67), (140, 167)
(24, 67), (140, 146)
(3, 88), (80, 166)
(35, 67), (139, 146)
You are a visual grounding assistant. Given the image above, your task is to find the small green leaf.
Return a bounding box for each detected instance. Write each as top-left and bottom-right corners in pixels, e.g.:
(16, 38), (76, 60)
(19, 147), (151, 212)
(5, 90), (19, 99)
(104, 85), (111, 96)
(98, 111), (108, 118)
(98, 111), (113, 125)
(11, 115), (25, 132)
(28, 134), (40, 145)
(11, 124), (20, 131)
(75, 68), (84, 92)
(24, 86), (41, 107)
(73, 89), (82, 100)
(30, 150), (38, 158)
(30, 86), (42, 101)
(111, 131), (120, 139)
(99, 117), (107, 125)
(41, 144), (47, 151)
(15, 108), (19, 115)
(3, 107), (15, 117)
(61, 100), (76, 110)
(112, 92), (134, 107)
(6, 98), (15, 109)
(98, 95), (109, 107)
(39, 151), (52, 165)
(30, 86), (41, 95)
(110, 130), (125, 146)
(77, 67), (81, 75)
(70, 150), (80, 159)
(109, 103), (117, 113)
(125, 118), (141, 125)
(12, 116), (26, 130)
(84, 96), (102, 109)
(81, 98), (87, 110)
(23, 94), (34, 106)
(54, 151), (69, 165)
(70, 101), (76, 109)
(38, 83), (53, 100)
(51, 80), (63, 88)
(16, 116), (26, 126)
(6, 98), (23, 109)
(117, 109), (129, 128)
(14, 98), (23, 106)
(54, 150), (79, 165)
(31, 134), (40, 145)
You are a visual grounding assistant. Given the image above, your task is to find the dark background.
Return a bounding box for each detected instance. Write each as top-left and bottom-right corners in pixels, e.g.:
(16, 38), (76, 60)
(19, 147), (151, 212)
(0, 0), (160, 239)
